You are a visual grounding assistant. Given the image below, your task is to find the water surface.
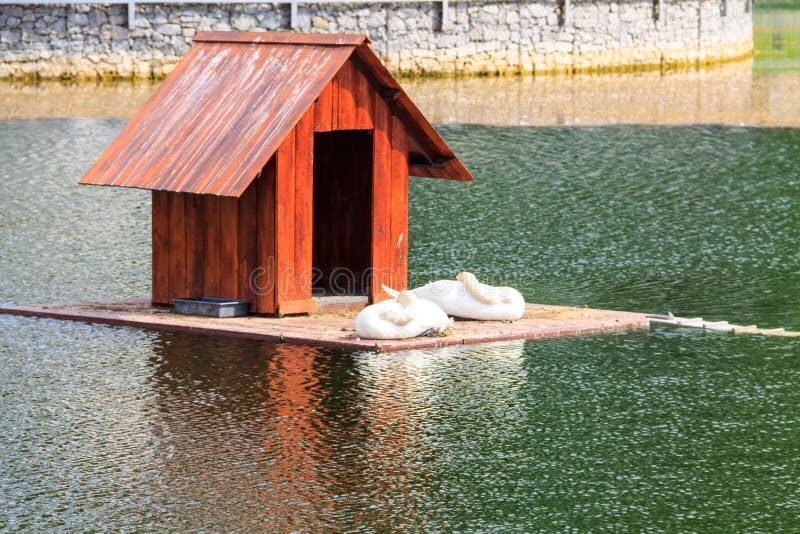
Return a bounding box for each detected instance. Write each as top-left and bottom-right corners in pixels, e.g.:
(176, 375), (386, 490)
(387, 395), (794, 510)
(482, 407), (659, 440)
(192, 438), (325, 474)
(2, 325), (799, 531)
(1, 117), (799, 530)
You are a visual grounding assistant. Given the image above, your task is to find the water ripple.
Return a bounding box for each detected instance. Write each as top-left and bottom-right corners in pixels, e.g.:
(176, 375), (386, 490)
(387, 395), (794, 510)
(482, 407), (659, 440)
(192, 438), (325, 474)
(1, 120), (800, 530)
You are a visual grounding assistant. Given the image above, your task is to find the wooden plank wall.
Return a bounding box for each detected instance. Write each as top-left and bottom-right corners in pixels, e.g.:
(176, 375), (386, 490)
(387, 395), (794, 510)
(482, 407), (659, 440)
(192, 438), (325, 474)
(294, 108), (315, 303)
(313, 58), (409, 303)
(272, 108), (316, 315)
(152, 57), (411, 312)
(389, 114), (409, 295)
(202, 196), (221, 297)
(255, 162), (276, 313)
(219, 196), (239, 298)
(150, 160), (277, 313)
(151, 190), (170, 304)
(314, 60), (374, 134)
(371, 91), (392, 301)
(369, 87), (409, 302)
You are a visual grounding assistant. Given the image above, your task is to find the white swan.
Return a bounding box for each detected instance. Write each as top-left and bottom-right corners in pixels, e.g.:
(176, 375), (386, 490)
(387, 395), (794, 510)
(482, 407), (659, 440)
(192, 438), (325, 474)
(405, 272), (526, 321)
(355, 288), (453, 340)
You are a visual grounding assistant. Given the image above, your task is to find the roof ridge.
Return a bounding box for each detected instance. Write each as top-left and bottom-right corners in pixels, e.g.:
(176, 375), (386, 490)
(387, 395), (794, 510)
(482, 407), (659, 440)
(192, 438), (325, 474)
(194, 31), (370, 46)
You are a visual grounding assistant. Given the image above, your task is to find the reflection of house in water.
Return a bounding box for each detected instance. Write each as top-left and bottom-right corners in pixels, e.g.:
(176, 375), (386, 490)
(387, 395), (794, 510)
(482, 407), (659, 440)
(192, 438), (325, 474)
(147, 333), (526, 529)
(148, 333), (348, 528)
(146, 333), (409, 529)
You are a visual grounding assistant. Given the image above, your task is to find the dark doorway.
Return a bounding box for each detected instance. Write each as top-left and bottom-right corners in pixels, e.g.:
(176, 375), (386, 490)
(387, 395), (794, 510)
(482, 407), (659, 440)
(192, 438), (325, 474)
(312, 130), (373, 296)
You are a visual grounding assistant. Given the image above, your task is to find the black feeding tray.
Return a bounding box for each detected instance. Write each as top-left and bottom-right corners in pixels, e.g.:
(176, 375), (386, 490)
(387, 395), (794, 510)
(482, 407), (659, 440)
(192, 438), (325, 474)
(173, 297), (250, 318)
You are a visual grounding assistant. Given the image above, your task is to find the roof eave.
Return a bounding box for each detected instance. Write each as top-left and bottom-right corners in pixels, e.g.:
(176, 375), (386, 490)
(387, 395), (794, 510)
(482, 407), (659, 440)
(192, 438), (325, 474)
(409, 158), (474, 182)
(351, 43), (474, 182)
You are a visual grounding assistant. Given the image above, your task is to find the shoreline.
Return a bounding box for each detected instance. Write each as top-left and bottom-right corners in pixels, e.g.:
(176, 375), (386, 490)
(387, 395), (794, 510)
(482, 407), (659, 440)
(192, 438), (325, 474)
(3, 58), (799, 128)
(0, 48), (756, 82)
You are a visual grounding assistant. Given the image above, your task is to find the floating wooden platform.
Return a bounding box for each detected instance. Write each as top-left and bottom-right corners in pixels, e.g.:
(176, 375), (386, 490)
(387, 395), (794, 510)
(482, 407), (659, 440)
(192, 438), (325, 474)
(0, 298), (649, 352)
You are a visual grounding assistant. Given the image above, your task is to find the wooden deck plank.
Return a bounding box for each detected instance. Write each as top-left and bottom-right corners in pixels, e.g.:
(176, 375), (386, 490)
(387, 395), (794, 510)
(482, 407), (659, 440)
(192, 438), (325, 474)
(255, 161), (277, 314)
(202, 195), (221, 297)
(151, 190), (170, 304)
(167, 192), (187, 299)
(237, 180), (258, 308)
(219, 196), (239, 298)
(293, 108), (315, 304)
(389, 115), (409, 291)
(370, 93), (392, 302)
(336, 60), (357, 130)
(0, 300), (649, 353)
(185, 194), (204, 298)
(354, 66), (373, 130)
(314, 80), (333, 132)
(275, 127), (296, 305)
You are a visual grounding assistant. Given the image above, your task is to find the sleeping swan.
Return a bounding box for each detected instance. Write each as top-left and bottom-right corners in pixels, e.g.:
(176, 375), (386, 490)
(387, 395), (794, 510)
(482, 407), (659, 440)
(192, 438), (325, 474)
(355, 288), (453, 340)
(409, 272), (526, 321)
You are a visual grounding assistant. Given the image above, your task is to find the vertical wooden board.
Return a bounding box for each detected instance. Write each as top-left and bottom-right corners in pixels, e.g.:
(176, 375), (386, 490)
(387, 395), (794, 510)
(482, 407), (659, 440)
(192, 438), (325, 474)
(256, 159), (277, 313)
(336, 61), (357, 130)
(219, 195), (239, 298)
(331, 73), (339, 131)
(237, 180), (258, 309)
(354, 67), (373, 130)
(314, 81), (333, 132)
(151, 190), (170, 304)
(276, 128), (296, 305)
(167, 192), (187, 300)
(390, 116), (409, 291)
(185, 194), (204, 298)
(371, 93), (392, 302)
(202, 195), (221, 297)
(294, 108), (315, 301)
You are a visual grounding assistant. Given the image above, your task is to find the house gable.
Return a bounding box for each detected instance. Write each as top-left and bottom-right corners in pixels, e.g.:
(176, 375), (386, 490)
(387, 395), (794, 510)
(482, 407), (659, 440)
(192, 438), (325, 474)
(79, 31), (473, 198)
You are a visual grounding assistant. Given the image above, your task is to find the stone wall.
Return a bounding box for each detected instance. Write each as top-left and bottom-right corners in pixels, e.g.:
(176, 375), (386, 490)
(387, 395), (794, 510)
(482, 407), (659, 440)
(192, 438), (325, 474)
(0, 0), (753, 79)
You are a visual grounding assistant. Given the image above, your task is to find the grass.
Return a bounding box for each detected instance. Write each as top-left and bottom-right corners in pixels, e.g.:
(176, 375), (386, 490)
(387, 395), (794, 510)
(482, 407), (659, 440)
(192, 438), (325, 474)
(754, 8), (800, 70)
(755, 0), (800, 9)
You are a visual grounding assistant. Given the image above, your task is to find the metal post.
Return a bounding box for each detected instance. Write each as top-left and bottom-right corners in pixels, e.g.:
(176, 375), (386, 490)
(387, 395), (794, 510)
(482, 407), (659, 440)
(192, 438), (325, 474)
(723, 0), (729, 16)
(290, 0), (298, 29)
(442, 0), (449, 30)
(657, 0), (664, 23)
(562, 0), (570, 26)
(127, 0), (135, 28)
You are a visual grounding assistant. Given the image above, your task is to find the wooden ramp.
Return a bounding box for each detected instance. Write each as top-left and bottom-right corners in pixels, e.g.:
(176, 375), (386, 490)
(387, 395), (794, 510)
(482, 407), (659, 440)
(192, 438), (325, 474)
(0, 299), (649, 352)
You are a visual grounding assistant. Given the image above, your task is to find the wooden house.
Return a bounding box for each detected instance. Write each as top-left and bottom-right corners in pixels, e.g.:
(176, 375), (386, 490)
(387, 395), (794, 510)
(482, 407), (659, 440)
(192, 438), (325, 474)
(80, 32), (473, 315)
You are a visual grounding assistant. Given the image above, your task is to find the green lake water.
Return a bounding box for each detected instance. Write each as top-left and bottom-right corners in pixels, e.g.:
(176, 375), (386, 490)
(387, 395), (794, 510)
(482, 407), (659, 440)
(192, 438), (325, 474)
(1, 118), (799, 531)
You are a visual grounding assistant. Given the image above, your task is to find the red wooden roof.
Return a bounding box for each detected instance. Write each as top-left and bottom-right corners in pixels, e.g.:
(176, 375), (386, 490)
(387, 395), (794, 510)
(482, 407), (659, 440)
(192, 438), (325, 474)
(80, 31), (473, 197)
